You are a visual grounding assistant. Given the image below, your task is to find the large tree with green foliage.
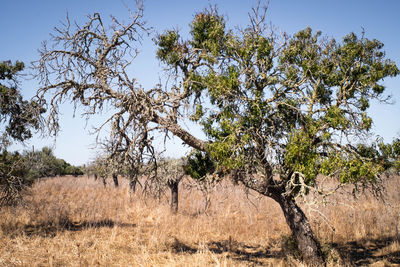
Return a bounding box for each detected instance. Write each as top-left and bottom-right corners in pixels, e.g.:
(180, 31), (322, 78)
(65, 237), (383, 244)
(33, 2), (399, 264)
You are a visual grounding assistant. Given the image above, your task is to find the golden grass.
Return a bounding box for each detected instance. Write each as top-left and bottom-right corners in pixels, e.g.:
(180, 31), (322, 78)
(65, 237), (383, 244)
(0, 175), (399, 266)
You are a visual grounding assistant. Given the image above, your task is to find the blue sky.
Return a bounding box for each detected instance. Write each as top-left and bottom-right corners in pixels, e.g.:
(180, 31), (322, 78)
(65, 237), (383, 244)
(1, 0), (399, 165)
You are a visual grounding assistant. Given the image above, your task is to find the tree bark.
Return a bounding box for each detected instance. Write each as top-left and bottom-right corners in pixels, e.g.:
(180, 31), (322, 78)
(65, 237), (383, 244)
(274, 193), (325, 266)
(94, 173), (98, 181)
(236, 171), (325, 265)
(129, 179), (137, 193)
(168, 180), (179, 214)
(152, 115), (207, 151)
(112, 173), (119, 187)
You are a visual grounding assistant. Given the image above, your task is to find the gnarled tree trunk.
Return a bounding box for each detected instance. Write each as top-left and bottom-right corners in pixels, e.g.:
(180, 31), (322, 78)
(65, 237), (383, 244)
(274, 193), (325, 266)
(112, 173), (119, 187)
(238, 172), (325, 265)
(167, 180), (179, 214)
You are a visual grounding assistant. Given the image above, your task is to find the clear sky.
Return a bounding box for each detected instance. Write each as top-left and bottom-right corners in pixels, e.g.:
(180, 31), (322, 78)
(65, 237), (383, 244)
(1, 0), (399, 165)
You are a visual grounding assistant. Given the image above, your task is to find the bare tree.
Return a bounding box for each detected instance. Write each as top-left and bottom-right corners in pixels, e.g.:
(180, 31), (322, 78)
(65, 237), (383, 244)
(156, 158), (186, 213)
(34, 1), (203, 158)
(89, 155), (109, 187)
(89, 140), (144, 191)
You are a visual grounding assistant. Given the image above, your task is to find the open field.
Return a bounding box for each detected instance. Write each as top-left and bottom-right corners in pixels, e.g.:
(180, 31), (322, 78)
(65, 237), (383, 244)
(0, 175), (399, 266)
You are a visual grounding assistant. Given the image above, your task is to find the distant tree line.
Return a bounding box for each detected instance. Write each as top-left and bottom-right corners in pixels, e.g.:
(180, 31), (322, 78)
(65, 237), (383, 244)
(23, 146), (84, 180)
(2, 146), (83, 184)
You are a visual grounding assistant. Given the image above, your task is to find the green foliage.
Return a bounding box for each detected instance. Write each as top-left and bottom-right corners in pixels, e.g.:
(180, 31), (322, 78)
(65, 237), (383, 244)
(355, 138), (400, 173)
(64, 165), (84, 177)
(190, 11), (226, 58)
(156, 8), (399, 195)
(0, 61), (45, 142)
(393, 139), (400, 171)
(323, 106), (350, 130)
(23, 147), (83, 180)
(156, 30), (183, 65)
(2, 148), (82, 187)
(319, 152), (382, 184)
(190, 104), (204, 121)
(0, 150), (29, 184)
(0, 60), (46, 205)
(185, 150), (216, 180)
(0, 61), (24, 80)
(284, 130), (319, 184)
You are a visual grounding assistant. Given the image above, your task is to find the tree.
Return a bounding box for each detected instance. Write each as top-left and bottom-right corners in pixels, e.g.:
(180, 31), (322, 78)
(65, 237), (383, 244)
(33, 2), (399, 264)
(96, 140), (141, 189)
(185, 150), (220, 213)
(120, 156), (141, 193)
(89, 155), (110, 187)
(1, 61), (43, 143)
(156, 158), (186, 213)
(88, 152), (144, 191)
(0, 61), (44, 205)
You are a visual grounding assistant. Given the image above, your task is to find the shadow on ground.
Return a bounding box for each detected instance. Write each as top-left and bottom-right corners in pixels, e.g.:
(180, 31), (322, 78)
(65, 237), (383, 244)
(169, 236), (400, 266)
(333, 236), (400, 265)
(2, 219), (399, 265)
(169, 236), (281, 265)
(1, 219), (136, 238)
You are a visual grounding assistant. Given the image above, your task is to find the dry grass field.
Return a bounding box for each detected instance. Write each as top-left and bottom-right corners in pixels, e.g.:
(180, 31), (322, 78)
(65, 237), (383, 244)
(0, 174), (399, 266)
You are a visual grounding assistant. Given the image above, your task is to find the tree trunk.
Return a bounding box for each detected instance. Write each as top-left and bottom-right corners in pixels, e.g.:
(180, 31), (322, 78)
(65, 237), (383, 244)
(275, 194), (325, 266)
(168, 180), (179, 214)
(235, 170), (325, 265)
(112, 173), (119, 187)
(102, 176), (107, 187)
(129, 179), (137, 193)
(94, 173), (98, 181)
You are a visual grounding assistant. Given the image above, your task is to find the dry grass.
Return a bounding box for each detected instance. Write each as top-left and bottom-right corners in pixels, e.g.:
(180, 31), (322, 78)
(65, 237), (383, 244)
(0, 175), (399, 266)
